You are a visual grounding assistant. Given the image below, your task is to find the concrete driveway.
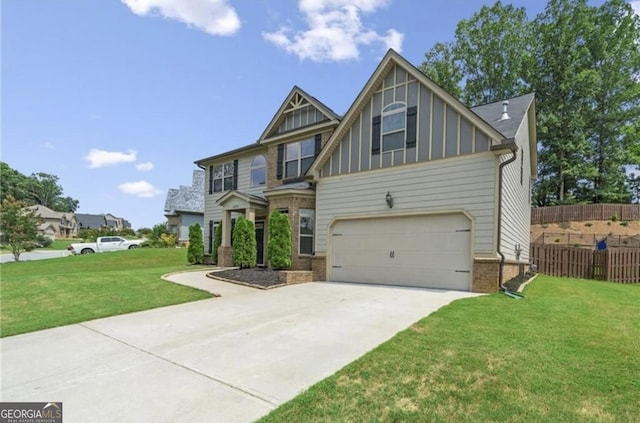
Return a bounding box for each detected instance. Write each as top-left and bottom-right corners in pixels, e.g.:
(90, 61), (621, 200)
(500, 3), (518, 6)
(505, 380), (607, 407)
(1, 271), (479, 423)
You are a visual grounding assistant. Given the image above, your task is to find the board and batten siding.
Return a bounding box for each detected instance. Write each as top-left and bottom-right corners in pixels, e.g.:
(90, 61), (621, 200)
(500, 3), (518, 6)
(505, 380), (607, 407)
(315, 153), (498, 255)
(320, 63), (495, 178)
(499, 116), (532, 262)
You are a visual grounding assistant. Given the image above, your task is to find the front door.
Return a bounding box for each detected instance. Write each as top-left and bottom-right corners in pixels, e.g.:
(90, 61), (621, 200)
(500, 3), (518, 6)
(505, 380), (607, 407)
(255, 221), (265, 266)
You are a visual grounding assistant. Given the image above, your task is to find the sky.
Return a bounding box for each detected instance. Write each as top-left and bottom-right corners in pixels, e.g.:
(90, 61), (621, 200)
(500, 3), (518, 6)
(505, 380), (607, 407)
(2, 0), (637, 229)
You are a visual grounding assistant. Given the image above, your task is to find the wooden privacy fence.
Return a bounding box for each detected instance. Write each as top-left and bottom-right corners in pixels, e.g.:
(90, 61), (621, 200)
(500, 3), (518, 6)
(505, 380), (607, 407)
(530, 244), (640, 283)
(531, 204), (640, 224)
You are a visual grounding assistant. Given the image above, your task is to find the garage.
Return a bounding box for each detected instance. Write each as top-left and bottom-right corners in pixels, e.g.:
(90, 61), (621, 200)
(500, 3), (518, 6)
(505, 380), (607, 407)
(329, 213), (472, 291)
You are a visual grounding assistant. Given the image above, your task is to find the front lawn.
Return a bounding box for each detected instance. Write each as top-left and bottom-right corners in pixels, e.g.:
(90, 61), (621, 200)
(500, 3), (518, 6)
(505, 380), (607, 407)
(0, 248), (212, 337)
(259, 276), (640, 422)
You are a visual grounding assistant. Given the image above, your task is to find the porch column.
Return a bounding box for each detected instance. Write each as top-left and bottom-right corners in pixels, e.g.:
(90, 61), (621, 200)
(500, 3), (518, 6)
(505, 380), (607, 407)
(222, 209), (232, 246)
(245, 208), (256, 223)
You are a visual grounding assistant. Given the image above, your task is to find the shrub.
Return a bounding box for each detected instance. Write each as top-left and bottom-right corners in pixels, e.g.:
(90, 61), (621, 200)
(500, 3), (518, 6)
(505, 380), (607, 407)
(36, 235), (53, 248)
(267, 210), (291, 269)
(232, 217), (256, 268)
(213, 221), (222, 264)
(160, 233), (176, 248)
(584, 222), (593, 227)
(620, 220), (629, 227)
(611, 213), (619, 222)
(187, 223), (204, 264)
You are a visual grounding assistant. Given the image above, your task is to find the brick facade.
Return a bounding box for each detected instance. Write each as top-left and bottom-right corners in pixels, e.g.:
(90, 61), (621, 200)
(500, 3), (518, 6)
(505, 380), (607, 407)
(217, 246), (233, 267)
(473, 257), (527, 293)
(311, 255), (327, 281)
(279, 270), (314, 284)
(267, 195), (315, 271)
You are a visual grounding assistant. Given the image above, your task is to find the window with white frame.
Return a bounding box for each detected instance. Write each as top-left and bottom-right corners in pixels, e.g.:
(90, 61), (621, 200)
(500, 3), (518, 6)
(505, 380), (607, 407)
(299, 208), (314, 255)
(285, 138), (315, 178)
(381, 102), (406, 152)
(212, 162), (234, 193)
(251, 155), (266, 187)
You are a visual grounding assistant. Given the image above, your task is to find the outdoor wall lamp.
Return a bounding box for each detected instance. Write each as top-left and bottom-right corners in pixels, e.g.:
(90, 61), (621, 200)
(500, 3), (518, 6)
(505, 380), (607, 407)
(385, 191), (394, 208)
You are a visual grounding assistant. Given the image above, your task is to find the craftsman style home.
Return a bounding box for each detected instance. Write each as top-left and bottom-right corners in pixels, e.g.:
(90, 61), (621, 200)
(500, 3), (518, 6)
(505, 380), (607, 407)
(195, 49), (536, 293)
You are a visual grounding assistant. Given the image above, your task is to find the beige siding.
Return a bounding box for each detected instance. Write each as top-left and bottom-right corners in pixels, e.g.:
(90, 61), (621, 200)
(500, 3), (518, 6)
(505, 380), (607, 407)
(500, 117), (532, 262)
(315, 153), (498, 254)
(202, 150), (268, 252)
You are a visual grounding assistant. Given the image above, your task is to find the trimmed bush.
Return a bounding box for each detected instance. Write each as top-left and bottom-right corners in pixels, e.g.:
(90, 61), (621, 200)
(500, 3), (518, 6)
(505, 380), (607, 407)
(213, 221), (222, 264)
(187, 223), (204, 264)
(232, 217), (256, 268)
(267, 210), (291, 269)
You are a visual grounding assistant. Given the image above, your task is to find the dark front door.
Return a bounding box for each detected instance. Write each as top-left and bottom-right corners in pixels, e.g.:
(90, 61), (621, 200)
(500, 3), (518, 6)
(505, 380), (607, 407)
(255, 221), (265, 266)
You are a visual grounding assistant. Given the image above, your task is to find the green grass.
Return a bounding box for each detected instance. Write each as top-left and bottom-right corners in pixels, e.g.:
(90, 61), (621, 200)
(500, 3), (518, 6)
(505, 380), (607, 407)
(259, 276), (640, 423)
(0, 248), (213, 337)
(41, 239), (79, 250)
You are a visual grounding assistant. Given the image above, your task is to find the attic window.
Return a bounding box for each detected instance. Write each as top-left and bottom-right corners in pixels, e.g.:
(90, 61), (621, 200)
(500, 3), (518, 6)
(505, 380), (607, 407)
(381, 102), (406, 152)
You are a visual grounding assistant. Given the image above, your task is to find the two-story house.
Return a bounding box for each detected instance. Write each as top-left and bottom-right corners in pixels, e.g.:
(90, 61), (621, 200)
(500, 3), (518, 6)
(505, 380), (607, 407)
(195, 49), (536, 293)
(28, 204), (78, 239)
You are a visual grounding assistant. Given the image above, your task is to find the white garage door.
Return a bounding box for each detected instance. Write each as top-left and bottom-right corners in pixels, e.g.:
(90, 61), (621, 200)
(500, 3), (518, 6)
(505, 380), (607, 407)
(329, 214), (471, 291)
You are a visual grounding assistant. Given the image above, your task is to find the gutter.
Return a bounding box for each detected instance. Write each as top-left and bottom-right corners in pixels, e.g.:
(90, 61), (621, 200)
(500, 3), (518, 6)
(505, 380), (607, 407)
(495, 142), (518, 291)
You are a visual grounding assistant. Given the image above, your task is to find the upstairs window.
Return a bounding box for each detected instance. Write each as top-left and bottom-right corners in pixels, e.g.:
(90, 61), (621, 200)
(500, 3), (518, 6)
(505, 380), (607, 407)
(251, 155), (266, 187)
(285, 138), (315, 178)
(211, 161), (236, 193)
(381, 102), (406, 152)
(372, 103), (417, 154)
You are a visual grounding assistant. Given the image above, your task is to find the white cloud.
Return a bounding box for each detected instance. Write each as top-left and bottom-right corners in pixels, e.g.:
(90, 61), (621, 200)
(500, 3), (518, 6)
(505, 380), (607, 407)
(118, 181), (162, 198)
(84, 149), (137, 168)
(121, 0), (240, 36)
(136, 162), (154, 171)
(42, 142), (55, 150)
(631, 1), (640, 15)
(262, 0), (403, 62)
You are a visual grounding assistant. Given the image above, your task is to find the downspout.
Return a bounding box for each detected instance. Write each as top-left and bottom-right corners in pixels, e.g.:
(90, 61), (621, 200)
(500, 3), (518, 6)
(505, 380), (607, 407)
(496, 144), (518, 291)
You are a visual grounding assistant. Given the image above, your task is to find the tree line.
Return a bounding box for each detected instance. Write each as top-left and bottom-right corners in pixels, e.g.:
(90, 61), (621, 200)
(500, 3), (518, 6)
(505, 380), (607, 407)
(418, 0), (640, 205)
(0, 161), (80, 212)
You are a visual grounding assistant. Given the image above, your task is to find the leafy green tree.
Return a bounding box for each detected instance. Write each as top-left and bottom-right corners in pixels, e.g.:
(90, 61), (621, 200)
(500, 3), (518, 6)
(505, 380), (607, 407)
(453, 1), (532, 105)
(232, 217), (256, 268)
(576, 0), (639, 203)
(53, 196), (80, 213)
(26, 172), (64, 209)
(418, 42), (463, 99)
(267, 210), (291, 270)
(0, 162), (30, 204)
(419, 1), (531, 106)
(0, 195), (43, 261)
(213, 221), (223, 264)
(187, 223), (204, 264)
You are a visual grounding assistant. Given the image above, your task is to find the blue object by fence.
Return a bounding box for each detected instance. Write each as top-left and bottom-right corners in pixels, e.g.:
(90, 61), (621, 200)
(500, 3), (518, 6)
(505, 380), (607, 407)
(596, 239), (607, 250)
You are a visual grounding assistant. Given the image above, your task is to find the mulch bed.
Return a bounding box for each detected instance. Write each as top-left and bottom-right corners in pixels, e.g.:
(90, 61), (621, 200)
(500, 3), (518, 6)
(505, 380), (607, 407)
(503, 271), (537, 292)
(209, 268), (284, 289)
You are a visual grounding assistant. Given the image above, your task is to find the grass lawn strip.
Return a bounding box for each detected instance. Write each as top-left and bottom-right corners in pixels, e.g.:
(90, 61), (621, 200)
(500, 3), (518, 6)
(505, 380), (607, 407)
(258, 276), (640, 423)
(0, 248), (213, 337)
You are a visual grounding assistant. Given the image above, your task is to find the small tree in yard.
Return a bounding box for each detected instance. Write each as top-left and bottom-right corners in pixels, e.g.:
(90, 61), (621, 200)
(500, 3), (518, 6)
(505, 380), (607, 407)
(213, 221), (222, 264)
(0, 195), (43, 262)
(267, 210), (291, 270)
(232, 216), (256, 268)
(187, 223), (204, 264)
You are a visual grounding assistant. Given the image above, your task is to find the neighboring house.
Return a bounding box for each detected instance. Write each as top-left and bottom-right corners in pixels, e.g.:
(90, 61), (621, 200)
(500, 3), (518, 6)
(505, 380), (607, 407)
(76, 213), (131, 231)
(164, 170), (205, 242)
(27, 205), (78, 239)
(195, 49), (536, 293)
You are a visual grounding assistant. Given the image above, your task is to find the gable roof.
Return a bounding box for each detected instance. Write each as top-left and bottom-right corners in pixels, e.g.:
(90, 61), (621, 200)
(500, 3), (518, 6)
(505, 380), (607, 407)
(472, 93), (537, 177)
(310, 49), (508, 175)
(258, 85), (340, 142)
(471, 93), (535, 139)
(164, 170), (205, 215)
(27, 204), (70, 220)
